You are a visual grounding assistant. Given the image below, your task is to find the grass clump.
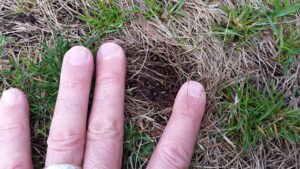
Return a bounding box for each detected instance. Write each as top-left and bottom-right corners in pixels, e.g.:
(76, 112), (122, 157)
(3, 39), (65, 94)
(214, 1), (300, 44)
(270, 24), (300, 71)
(213, 1), (300, 69)
(79, 0), (135, 38)
(144, 0), (185, 19)
(0, 35), (13, 56)
(123, 125), (155, 168)
(0, 35), (6, 56)
(144, 0), (163, 19)
(265, 0), (300, 18)
(1, 33), (70, 133)
(79, 0), (186, 40)
(219, 81), (300, 149)
(213, 5), (268, 45)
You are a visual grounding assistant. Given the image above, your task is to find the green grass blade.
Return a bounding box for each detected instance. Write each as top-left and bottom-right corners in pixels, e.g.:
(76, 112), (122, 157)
(275, 3), (300, 17)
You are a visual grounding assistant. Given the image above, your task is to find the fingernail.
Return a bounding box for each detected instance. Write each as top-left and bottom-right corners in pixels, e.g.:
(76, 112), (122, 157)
(1, 89), (19, 107)
(68, 46), (90, 65)
(98, 42), (124, 60)
(186, 81), (205, 98)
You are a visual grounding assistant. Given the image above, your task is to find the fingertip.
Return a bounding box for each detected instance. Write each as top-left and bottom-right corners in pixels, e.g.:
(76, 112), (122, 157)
(65, 46), (93, 66)
(181, 81), (206, 98)
(174, 81), (206, 118)
(97, 42), (126, 61)
(1, 88), (28, 108)
(177, 80), (207, 105)
(60, 46), (94, 83)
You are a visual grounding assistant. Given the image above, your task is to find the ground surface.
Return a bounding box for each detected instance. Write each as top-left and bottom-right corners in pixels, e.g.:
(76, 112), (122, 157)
(0, 0), (300, 169)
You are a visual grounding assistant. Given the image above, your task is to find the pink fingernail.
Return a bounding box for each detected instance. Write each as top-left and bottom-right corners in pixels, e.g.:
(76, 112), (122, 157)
(1, 89), (19, 107)
(187, 81), (205, 98)
(98, 42), (124, 60)
(68, 46), (90, 65)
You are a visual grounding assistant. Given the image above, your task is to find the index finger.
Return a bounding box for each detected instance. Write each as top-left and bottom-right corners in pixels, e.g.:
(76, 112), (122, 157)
(0, 89), (32, 169)
(147, 81), (206, 169)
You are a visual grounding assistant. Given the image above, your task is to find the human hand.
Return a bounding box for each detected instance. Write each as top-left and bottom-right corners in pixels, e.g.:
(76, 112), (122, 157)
(0, 43), (206, 169)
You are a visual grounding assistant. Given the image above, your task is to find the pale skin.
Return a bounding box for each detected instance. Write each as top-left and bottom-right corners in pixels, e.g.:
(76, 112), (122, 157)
(0, 43), (206, 169)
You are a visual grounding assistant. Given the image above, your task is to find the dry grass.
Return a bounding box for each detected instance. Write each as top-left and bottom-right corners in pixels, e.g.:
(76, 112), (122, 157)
(1, 0), (299, 168)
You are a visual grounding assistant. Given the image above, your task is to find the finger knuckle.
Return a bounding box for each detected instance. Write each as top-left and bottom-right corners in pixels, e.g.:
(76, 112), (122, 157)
(84, 163), (111, 169)
(60, 79), (85, 90)
(96, 73), (121, 86)
(3, 154), (29, 169)
(3, 163), (25, 169)
(158, 141), (190, 169)
(47, 128), (84, 151)
(0, 123), (24, 142)
(87, 118), (123, 142)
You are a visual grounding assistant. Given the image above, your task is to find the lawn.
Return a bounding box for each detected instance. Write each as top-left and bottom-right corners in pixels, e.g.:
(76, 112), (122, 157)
(0, 0), (299, 168)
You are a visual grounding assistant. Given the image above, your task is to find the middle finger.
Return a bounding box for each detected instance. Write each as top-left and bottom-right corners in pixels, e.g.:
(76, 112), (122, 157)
(83, 43), (126, 168)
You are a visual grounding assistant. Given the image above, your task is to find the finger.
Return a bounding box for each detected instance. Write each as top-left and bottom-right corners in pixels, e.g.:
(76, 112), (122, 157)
(147, 81), (206, 169)
(0, 88), (32, 169)
(83, 43), (126, 169)
(45, 46), (94, 166)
